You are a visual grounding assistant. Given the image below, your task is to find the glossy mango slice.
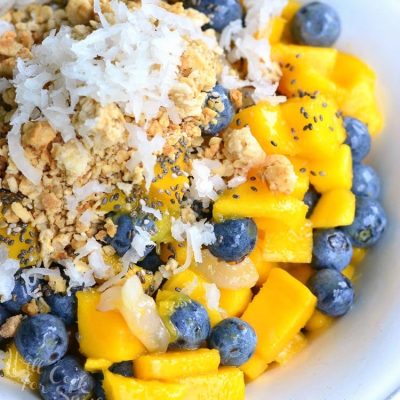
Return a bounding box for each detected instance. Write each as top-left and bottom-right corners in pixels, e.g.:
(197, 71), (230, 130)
(240, 353), (269, 382)
(352, 248), (366, 266)
(242, 268), (316, 364)
(275, 332), (307, 366)
(103, 370), (186, 400)
(287, 157), (310, 199)
(342, 264), (355, 281)
(3, 344), (40, 390)
(310, 189), (355, 228)
(219, 288), (252, 317)
(249, 244), (278, 286)
(256, 219), (313, 263)
(305, 309), (333, 332)
(176, 367), (245, 400)
(308, 144), (353, 193)
(283, 263), (314, 285)
(77, 291), (146, 362)
(213, 177), (308, 228)
(84, 358), (113, 373)
(134, 349), (220, 380)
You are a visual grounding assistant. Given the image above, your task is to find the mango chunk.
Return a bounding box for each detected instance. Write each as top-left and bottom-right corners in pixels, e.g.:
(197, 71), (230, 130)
(232, 103), (297, 156)
(162, 269), (223, 326)
(249, 244), (277, 286)
(219, 288), (252, 317)
(305, 309), (333, 332)
(177, 367), (245, 400)
(351, 248), (366, 266)
(342, 264), (355, 281)
(77, 291), (146, 362)
(287, 157), (310, 199)
(257, 219), (313, 263)
(242, 268), (316, 364)
(240, 353), (268, 382)
(308, 144), (353, 193)
(3, 344), (40, 390)
(103, 370), (186, 400)
(267, 17), (286, 43)
(84, 358), (113, 373)
(280, 95), (346, 160)
(213, 177), (308, 228)
(275, 332), (307, 366)
(283, 263), (314, 285)
(311, 189), (355, 228)
(134, 349), (220, 380)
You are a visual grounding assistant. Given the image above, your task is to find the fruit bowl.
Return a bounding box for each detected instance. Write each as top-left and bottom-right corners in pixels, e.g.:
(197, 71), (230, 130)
(1, 0), (400, 399)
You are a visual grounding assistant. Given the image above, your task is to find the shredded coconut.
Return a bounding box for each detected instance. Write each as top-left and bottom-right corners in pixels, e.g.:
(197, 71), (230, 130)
(58, 258), (96, 292)
(204, 282), (221, 310)
(21, 267), (62, 298)
(0, 259), (19, 302)
(140, 199), (162, 220)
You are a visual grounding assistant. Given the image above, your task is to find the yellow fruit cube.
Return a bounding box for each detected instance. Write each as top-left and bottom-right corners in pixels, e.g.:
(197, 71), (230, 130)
(282, 0), (301, 21)
(287, 157), (310, 199)
(310, 189), (355, 228)
(160, 240), (189, 266)
(305, 310), (333, 332)
(232, 103), (297, 156)
(177, 367), (245, 400)
(103, 370), (186, 400)
(308, 144), (353, 193)
(3, 344), (40, 390)
(267, 17), (286, 43)
(342, 264), (355, 280)
(352, 248), (366, 266)
(240, 353), (269, 382)
(283, 263), (314, 285)
(162, 269), (223, 326)
(84, 358), (113, 373)
(280, 95), (346, 160)
(134, 349), (220, 380)
(275, 332), (307, 366)
(213, 177), (308, 228)
(219, 288), (252, 317)
(242, 268), (316, 363)
(77, 291), (146, 362)
(249, 244), (278, 286)
(257, 219), (313, 263)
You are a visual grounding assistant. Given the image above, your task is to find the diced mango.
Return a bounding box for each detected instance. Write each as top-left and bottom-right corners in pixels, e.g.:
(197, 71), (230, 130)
(162, 270), (223, 326)
(134, 349), (220, 381)
(257, 219), (313, 263)
(308, 144), (353, 193)
(177, 367), (245, 400)
(282, 0), (301, 21)
(280, 95), (346, 160)
(305, 310), (333, 332)
(152, 215), (173, 244)
(160, 240), (189, 266)
(103, 370), (186, 400)
(283, 263), (314, 285)
(213, 177), (308, 228)
(342, 264), (355, 281)
(77, 291), (146, 362)
(240, 353), (268, 382)
(249, 244), (277, 286)
(242, 268), (316, 364)
(232, 103), (297, 156)
(3, 344), (40, 390)
(84, 358), (113, 373)
(352, 248), (366, 266)
(287, 157), (310, 199)
(219, 288), (252, 317)
(310, 189), (355, 228)
(275, 332), (307, 366)
(267, 17), (286, 44)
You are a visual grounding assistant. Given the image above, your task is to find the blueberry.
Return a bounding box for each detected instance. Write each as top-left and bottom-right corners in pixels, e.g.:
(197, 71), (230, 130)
(109, 361), (134, 377)
(202, 85), (234, 136)
(308, 269), (354, 317)
(209, 218), (257, 262)
(0, 304), (10, 325)
(15, 314), (68, 367)
(44, 292), (77, 326)
(342, 197), (387, 248)
(303, 185), (320, 218)
(3, 276), (39, 314)
(39, 356), (94, 400)
(184, 0), (243, 33)
(92, 373), (106, 400)
(136, 248), (163, 272)
(208, 318), (257, 366)
(106, 213), (134, 256)
(291, 2), (341, 47)
(344, 117), (372, 162)
(312, 229), (353, 271)
(170, 299), (211, 350)
(352, 163), (381, 199)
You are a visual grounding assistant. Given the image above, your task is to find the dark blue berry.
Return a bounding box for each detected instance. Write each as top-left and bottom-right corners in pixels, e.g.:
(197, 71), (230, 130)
(342, 197), (387, 248)
(170, 299), (211, 350)
(136, 248), (163, 272)
(303, 185), (320, 218)
(106, 214), (134, 256)
(344, 117), (371, 162)
(209, 218), (257, 262)
(0, 304), (10, 325)
(352, 163), (381, 199)
(3, 276), (38, 314)
(208, 318), (257, 366)
(109, 361), (134, 377)
(15, 314), (68, 367)
(44, 292), (77, 326)
(291, 2), (341, 47)
(308, 269), (354, 317)
(39, 356), (94, 400)
(184, 0), (243, 33)
(312, 229), (353, 271)
(92, 373), (106, 400)
(202, 85), (234, 136)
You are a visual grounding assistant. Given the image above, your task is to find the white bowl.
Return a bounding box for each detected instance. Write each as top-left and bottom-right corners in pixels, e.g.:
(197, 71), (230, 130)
(2, 0), (400, 399)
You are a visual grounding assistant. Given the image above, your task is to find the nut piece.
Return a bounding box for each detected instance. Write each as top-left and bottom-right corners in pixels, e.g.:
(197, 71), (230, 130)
(66, 0), (94, 25)
(0, 315), (23, 339)
(11, 202), (33, 223)
(22, 122), (56, 150)
(263, 155), (298, 195)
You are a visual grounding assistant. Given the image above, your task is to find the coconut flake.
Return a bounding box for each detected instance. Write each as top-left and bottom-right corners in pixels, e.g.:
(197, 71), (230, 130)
(58, 258), (96, 291)
(204, 283), (221, 310)
(0, 259), (19, 302)
(0, 21), (14, 36)
(227, 175), (247, 188)
(139, 199), (162, 220)
(21, 267), (62, 298)
(79, 209), (97, 227)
